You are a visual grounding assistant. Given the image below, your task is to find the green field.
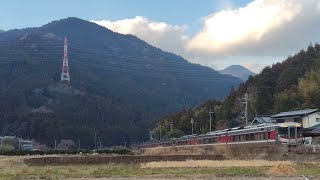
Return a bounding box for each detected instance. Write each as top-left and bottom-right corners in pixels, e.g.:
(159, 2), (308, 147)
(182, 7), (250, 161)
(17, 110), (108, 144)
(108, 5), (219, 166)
(0, 156), (319, 179)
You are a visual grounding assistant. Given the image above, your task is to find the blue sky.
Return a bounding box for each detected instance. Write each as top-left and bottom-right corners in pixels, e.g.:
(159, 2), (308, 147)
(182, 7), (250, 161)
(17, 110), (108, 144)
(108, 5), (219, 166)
(1, 0), (320, 72)
(0, 0), (250, 31)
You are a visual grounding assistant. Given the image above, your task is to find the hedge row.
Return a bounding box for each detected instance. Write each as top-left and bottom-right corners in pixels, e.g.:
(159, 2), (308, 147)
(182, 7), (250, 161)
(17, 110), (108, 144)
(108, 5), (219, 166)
(0, 148), (131, 156)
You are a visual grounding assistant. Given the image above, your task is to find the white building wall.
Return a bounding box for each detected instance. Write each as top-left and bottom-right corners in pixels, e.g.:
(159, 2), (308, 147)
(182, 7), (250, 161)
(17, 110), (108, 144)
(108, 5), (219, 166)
(302, 112), (320, 128)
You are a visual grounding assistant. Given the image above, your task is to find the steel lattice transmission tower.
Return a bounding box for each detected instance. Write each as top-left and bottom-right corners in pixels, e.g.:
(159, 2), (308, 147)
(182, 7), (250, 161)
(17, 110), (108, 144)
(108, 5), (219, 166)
(61, 37), (70, 84)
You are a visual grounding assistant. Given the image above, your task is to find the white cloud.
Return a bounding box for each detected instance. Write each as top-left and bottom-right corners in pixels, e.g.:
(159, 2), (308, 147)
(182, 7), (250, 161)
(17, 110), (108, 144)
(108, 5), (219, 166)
(188, 0), (302, 53)
(92, 16), (188, 55)
(92, 0), (320, 73)
(188, 0), (320, 58)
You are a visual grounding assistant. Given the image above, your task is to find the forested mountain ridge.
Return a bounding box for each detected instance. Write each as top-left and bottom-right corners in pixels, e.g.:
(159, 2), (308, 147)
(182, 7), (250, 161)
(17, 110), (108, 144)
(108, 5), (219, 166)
(154, 44), (320, 139)
(0, 17), (241, 147)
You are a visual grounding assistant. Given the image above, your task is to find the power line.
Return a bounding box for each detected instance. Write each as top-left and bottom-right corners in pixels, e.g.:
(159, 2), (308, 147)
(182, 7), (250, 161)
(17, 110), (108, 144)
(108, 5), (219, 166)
(0, 45), (252, 77)
(69, 52), (228, 75)
(0, 57), (239, 82)
(0, 42), (270, 67)
(71, 59), (237, 82)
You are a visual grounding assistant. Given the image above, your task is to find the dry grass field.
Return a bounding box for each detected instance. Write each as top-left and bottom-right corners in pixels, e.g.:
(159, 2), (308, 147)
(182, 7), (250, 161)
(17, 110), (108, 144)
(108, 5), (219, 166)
(140, 160), (293, 168)
(0, 156), (320, 179)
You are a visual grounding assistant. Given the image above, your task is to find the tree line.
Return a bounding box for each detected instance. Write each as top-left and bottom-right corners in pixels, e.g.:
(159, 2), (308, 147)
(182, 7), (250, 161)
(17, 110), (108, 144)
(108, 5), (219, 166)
(154, 43), (320, 140)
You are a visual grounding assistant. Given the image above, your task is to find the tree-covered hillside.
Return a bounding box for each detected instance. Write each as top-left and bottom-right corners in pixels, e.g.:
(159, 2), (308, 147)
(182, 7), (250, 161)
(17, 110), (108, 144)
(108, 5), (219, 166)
(154, 43), (320, 139)
(0, 17), (241, 148)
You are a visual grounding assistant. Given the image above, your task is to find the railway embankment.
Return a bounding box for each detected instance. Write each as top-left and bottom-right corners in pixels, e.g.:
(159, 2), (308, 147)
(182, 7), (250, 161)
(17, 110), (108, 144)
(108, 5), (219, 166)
(24, 154), (224, 166)
(139, 144), (320, 161)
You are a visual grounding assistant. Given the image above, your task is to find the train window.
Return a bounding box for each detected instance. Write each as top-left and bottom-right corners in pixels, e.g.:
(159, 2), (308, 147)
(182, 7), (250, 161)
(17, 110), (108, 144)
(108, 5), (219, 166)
(261, 133), (265, 140)
(278, 127), (287, 135)
(215, 137), (219, 143)
(245, 134), (250, 141)
(277, 119), (285, 123)
(289, 127), (299, 138)
(254, 133), (259, 140)
(178, 140), (187, 145)
(297, 127), (302, 135)
(187, 140), (191, 145)
(240, 135), (245, 141)
(250, 134), (254, 140)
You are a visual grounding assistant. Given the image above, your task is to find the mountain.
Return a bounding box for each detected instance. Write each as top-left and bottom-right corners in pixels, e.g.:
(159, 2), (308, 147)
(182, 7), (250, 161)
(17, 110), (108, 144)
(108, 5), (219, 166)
(154, 44), (320, 139)
(0, 17), (241, 148)
(219, 65), (255, 81)
(0, 30), (4, 33)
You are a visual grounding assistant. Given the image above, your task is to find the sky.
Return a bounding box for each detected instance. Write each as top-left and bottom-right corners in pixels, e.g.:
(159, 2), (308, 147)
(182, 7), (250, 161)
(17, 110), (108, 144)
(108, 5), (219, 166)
(1, 0), (320, 73)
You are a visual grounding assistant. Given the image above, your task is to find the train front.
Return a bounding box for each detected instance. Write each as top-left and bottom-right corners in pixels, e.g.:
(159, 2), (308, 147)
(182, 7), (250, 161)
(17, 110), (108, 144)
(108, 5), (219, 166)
(277, 122), (303, 146)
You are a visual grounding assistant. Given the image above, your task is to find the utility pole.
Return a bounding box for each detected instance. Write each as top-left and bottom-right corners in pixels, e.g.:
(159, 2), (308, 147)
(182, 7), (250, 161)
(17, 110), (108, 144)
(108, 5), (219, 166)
(149, 130), (153, 141)
(190, 118), (194, 135)
(94, 131), (97, 149)
(54, 140), (57, 150)
(18, 138), (21, 150)
(243, 93), (250, 126)
(169, 122), (173, 131)
(78, 139), (81, 150)
(159, 124), (162, 141)
(209, 108), (215, 132)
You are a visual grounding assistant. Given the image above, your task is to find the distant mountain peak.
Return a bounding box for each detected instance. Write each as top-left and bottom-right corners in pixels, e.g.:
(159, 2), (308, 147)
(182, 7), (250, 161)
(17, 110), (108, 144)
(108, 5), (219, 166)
(219, 65), (255, 81)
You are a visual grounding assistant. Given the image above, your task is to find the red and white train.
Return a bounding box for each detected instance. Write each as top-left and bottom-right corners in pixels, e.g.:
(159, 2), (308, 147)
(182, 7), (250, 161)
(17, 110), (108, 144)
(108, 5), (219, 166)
(140, 122), (304, 149)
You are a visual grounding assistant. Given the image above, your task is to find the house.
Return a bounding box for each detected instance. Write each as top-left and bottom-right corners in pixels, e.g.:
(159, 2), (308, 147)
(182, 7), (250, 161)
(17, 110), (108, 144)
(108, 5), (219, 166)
(0, 136), (16, 145)
(250, 116), (276, 125)
(19, 140), (34, 151)
(271, 109), (320, 128)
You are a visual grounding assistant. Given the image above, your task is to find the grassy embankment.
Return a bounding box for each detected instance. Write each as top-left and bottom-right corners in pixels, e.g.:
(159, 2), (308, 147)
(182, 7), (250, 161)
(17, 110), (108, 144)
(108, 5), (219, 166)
(0, 156), (320, 179)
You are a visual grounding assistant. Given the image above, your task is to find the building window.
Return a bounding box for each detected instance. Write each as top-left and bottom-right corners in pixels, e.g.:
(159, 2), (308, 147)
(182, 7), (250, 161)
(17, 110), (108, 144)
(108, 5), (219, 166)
(316, 118), (320, 123)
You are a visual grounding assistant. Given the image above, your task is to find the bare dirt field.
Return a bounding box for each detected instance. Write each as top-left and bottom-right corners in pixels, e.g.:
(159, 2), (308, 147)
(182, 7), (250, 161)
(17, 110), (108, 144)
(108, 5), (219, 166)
(0, 155), (320, 179)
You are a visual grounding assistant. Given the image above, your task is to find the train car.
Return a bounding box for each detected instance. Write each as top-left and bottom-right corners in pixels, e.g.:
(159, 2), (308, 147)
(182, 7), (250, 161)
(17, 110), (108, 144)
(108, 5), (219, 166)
(139, 140), (173, 149)
(175, 135), (196, 146)
(139, 122), (304, 149)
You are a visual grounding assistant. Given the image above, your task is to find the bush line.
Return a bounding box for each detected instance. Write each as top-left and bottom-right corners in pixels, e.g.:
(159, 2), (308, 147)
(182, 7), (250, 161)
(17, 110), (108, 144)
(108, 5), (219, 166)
(0, 149), (131, 156)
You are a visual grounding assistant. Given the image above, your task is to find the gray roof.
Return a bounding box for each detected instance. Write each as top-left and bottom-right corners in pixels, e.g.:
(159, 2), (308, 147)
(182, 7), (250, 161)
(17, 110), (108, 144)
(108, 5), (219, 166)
(258, 116), (275, 123)
(251, 116), (276, 125)
(271, 109), (319, 119)
(303, 123), (320, 136)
